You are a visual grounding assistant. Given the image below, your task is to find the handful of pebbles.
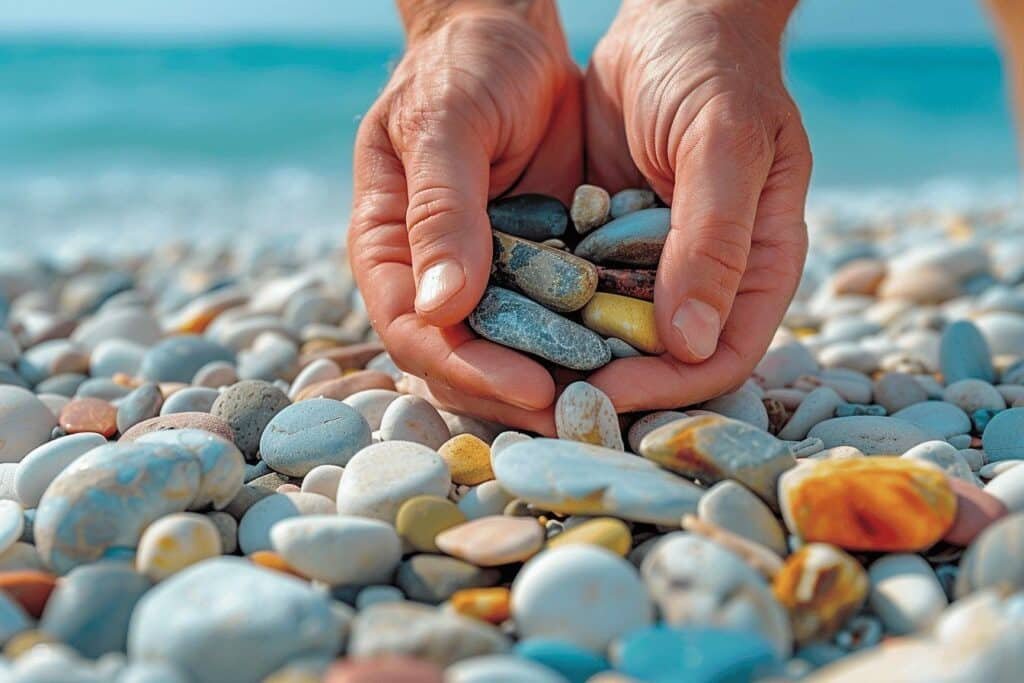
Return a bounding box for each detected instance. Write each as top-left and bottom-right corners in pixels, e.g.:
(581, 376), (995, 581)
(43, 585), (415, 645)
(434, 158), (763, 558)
(468, 186), (666, 370)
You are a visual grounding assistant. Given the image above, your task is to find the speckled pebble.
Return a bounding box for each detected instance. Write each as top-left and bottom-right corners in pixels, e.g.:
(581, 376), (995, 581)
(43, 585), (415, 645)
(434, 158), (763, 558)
(378, 395), (450, 451)
(210, 379), (291, 459)
(554, 381), (623, 451)
(135, 512), (222, 581)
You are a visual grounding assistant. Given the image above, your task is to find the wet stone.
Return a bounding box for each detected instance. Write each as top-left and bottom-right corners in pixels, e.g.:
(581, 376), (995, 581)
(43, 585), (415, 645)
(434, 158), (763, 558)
(574, 208), (670, 267)
(486, 193), (568, 241)
(595, 267), (656, 301)
(490, 231), (598, 313)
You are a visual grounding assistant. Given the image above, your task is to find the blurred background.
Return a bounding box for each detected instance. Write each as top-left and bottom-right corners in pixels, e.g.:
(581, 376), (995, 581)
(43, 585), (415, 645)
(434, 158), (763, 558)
(0, 0), (1018, 253)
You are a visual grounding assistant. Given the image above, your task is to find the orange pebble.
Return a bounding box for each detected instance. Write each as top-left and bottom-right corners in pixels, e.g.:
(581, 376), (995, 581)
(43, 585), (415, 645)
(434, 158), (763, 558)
(249, 551), (306, 579)
(450, 587), (511, 624)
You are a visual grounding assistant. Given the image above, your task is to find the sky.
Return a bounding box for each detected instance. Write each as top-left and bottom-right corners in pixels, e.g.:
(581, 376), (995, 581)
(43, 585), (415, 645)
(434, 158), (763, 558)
(0, 0), (998, 45)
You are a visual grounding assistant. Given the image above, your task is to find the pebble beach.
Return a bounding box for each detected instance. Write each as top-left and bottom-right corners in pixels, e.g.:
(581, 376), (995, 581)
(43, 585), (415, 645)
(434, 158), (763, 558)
(0, 185), (1021, 683)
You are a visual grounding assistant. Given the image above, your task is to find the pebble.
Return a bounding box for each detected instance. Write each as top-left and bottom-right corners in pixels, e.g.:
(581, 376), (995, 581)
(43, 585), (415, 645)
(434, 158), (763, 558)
(984, 461), (1024, 512)
(975, 311), (1024, 355)
(868, 553), (947, 634)
(902, 440), (977, 482)
(942, 378), (1005, 413)
(955, 512), (1024, 597)
(873, 372), (928, 413)
(639, 415), (796, 506)
(608, 188), (656, 218)
(494, 438), (702, 525)
(295, 370), (396, 402)
(595, 267), (656, 301)
(574, 208), (670, 267)
(491, 230), (598, 312)
(641, 533), (791, 656)
(754, 342), (820, 389)
(139, 335), (235, 383)
(450, 585), (512, 623)
(703, 389), (771, 431)
(777, 387), (843, 440)
(468, 286), (611, 371)
(580, 293), (664, 354)
(378, 395), (450, 451)
(287, 358), (341, 399)
(128, 557), (341, 683)
(515, 639), (608, 683)
(270, 515), (401, 585)
(547, 517), (631, 556)
(116, 383), (163, 434)
(457, 480), (514, 520)
(135, 512), (222, 581)
(210, 379), (291, 459)
(512, 545), (652, 652)
(698, 480), (788, 556)
(58, 397), (117, 437)
(807, 416), (931, 454)
(342, 389), (400, 431)
(206, 511), (238, 554)
(395, 495), (465, 553)
(625, 410), (687, 452)
(616, 626), (777, 682)
(260, 398), (371, 476)
(487, 194), (568, 241)
(135, 428), (245, 510)
(437, 434), (493, 486)
(554, 381), (623, 451)
(395, 555), (500, 605)
(436, 516), (544, 566)
(772, 543), (868, 644)
(981, 407), (1024, 461)
(0, 386), (58, 462)
(192, 360), (239, 389)
(445, 655), (566, 683)
(335, 441), (451, 524)
(14, 433), (106, 508)
(299, 463), (345, 500)
(323, 657), (443, 683)
(237, 491), (335, 554)
(779, 457), (956, 551)
(159, 386), (219, 415)
(939, 320), (995, 383)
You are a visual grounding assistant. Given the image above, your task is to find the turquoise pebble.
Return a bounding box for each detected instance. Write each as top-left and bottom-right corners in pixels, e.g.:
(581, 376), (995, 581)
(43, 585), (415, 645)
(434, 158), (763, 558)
(982, 407), (1024, 461)
(140, 335), (235, 383)
(972, 408), (1003, 434)
(835, 403), (887, 417)
(940, 320), (994, 384)
(259, 397), (371, 477)
(516, 639), (609, 683)
(574, 208), (670, 267)
(616, 626), (778, 683)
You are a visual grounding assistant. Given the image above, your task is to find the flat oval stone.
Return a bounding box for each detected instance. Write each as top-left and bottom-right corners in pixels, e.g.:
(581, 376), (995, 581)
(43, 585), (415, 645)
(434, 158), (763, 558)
(955, 512), (1024, 597)
(984, 462), (1024, 512)
(779, 457), (956, 552)
(451, 587), (512, 624)
(595, 267), (655, 301)
(486, 193), (568, 241)
(0, 570), (56, 618)
(639, 415), (796, 507)
(237, 491), (335, 554)
(139, 335), (235, 383)
(981, 407), (1024, 461)
(446, 655), (566, 683)
(343, 389), (401, 431)
(940, 320), (995, 384)
(873, 372), (929, 414)
(491, 231), (598, 313)
(396, 495), (466, 553)
(554, 381), (623, 451)
(335, 441), (451, 524)
(395, 555), (500, 605)
(494, 438), (702, 525)
(378, 395), (450, 450)
(210, 380), (291, 459)
(573, 208), (670, 267)
(436, 516), (545, 566)
(609, 188), (656, 218)
(136, 429), (245, 511)
(59, 397), (117, 437)
(547, 517), (631, 557)
(457, 480), (514, 520)
(807, 416), (931, 455)
(641, 532), (791, 656)
(15, 433), (106, 508)
(116, 383), (163, 434)
(260, 398), (371, 477)
(616, 626), (777, 683)
(698, 480), (787, 556)
(772, 543), (868, 644)
(868, 553), (947, 635)
(892, 401), (972, 439)
(119, 412), (234, 444)
(270, 514), (401, 585)
(136, 512), (222, 581)
(943, 379), (1005, 414)
(128, 557), (340, 683)
(160, 387), (219, 415)
(438, 434), (494, 485)
(35, 443), (202, 574)
(580, 292), (663, 355)
(512, 545), (652, 652)
(943, 477), (1007, 545)
(295, 370), (396, 402)
(0, 386), (58, 462)
(40, 562), (151, 658)
(467, 286), (610, 371)
(778, 386), (844, 441)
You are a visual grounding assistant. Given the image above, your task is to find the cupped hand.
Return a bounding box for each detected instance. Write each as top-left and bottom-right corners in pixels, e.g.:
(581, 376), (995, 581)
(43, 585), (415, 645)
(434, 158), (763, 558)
(584, 0), (812, 412)
(348, 2), (581, 433)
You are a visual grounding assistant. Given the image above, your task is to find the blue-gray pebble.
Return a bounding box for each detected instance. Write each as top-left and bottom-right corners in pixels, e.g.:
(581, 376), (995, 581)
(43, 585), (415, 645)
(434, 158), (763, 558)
(982, 407), (1024, 461)
(259, 398), (371, 477)
(140, 335), (235, 383)
(574, 208), (670, 267)
(487, 194), (569, 241)
(940, 320), (995, 384)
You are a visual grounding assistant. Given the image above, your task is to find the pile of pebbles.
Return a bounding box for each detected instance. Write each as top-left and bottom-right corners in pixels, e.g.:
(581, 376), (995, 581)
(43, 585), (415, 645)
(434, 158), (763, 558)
(0, 202), (1019, 682)
(470, 186), (667, 369)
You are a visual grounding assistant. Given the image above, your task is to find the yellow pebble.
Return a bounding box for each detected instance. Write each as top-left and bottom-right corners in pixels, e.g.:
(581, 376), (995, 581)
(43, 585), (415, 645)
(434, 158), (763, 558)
(135, 513), (222, 581)
(3, 630), (56, 659)
(451, 587), (511, 624)
(395, 495), (466, 553)
(547, 517), (632, 556)
(581, 293), (664, 355)
(438, 434), (494, 485)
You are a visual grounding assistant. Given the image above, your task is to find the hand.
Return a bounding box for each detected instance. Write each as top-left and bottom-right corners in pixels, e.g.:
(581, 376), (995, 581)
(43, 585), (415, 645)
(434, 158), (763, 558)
(349, 1), (581, 433)
(584, 0), (812, 412)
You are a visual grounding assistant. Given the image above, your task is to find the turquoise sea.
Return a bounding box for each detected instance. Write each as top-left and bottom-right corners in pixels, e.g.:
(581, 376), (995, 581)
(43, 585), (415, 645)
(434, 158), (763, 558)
(0, 37), (1019, 252)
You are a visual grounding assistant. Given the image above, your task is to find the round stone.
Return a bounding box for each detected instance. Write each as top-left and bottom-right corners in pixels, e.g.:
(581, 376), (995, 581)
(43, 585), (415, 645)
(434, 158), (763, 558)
(395, 495), (466, 553)
(943, 379), (1005, 414)
(136, 512), (222, 581)
(698, 480), (787, 556)
(378, 395), (450, 450)
(778, 386), (844, 441)
(703, 389), (770, 431)
(438, 434), (494, 486)
(939, 320), (995, 384)
(451, 587), (512, 624)
(0, 386), (58, 463)
(571, 184), (611, 234)
(982, 407), (1024, 461)
(609, 188), (656, 218)
(210, 380), (291, 459)
(58, 398), (117, 437)
(116, 383), (164, 434)
(457, 480), (515, 520)
(0, 500), (23, 556)
(135, 429), (245, 511)
(873, 372), (928, 414)
(342, 389), (401, 431)
(867, 554), (947, 635)
(270, 515), (401, 585)
(335, 441), (451, 524)
(555, 381), (623, 451)
(119, 412), (235, 444)
(287, 358), (341, 400)
(486, 193), (569, 241)
(512, 545), (653, 652)
(547, 517), (631, 557)
(300, 464), (345, 500)
(891, 401), (972, 440)
(139, 335), (235, 383)
(237, 491), (335, 554)
(580, 293), (664, 355)
(436, 516), (545, 566)
(192, 361), (239, 389)
(160, 387), (219, 415)
(15, 433), (106, 508)
(984, 462), (1024, 512)
(259, 398), (371, 477)
(955, 512), (1024, 597)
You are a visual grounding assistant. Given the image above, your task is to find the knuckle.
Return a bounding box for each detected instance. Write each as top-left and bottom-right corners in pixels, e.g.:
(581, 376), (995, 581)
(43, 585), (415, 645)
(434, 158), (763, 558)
(689, 223), (750, 293)
(405, 186), (473, 252)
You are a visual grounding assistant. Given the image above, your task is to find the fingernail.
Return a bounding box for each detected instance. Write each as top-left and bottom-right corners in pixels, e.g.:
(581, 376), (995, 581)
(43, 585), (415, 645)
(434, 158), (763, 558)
(672, 299), (721, 360)
(416, 259), (465, 313)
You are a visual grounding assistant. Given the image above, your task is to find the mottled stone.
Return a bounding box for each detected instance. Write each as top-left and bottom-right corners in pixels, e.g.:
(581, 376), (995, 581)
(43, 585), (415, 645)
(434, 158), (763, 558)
(468, 286), (610, 371)
(438, 434), (494, 485)
(574, 208), (670, 267)
(487, 194), (568, 241)
(595, 267), (656, 301)
(136, 512), (222, 581)
(119, 412), (235, 444)
(554, 381), (623, 450)
(135, 429), (245, 511)
(779, 457), (956, 552)
(210, 380), (291, 459)
(59, 397), (117, 437)
(639, 415), (796, 506)
(773, 543), (868, 644)
(626, 411), (688, 453)
(491, 231), (597, 312)
(580, 292), (663, 355)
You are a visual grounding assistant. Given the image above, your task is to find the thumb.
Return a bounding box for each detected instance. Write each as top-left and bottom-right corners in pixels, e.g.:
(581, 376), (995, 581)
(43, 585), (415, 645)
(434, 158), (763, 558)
(401, 120), (493, 327)
(655, 112), (774, 362)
